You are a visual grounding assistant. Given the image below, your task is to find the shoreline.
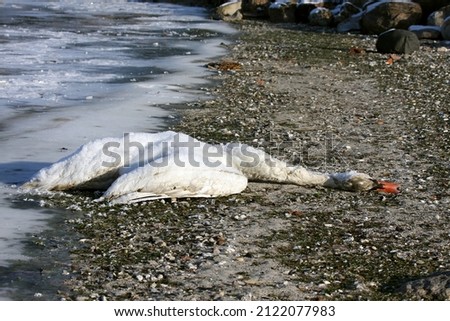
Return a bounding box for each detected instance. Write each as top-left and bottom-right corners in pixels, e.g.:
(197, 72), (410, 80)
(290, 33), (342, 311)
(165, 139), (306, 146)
(29, 20), (450, 300)
(0, 2), (237, 300)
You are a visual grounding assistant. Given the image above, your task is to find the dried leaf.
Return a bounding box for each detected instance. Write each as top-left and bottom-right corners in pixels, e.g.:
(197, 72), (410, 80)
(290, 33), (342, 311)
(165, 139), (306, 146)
(288, 210), (303, 217)
(206, 61), (242, 71)
(386, 54), (401, 65)
(349, 47), (366, 55)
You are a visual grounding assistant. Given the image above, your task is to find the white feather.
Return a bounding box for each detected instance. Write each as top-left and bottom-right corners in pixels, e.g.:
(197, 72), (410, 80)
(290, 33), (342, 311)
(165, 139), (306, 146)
(22, 131), (376, 204)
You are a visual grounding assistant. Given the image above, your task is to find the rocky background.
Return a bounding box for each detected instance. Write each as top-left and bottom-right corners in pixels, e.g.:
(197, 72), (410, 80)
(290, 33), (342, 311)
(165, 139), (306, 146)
(215, 0), (450, 45)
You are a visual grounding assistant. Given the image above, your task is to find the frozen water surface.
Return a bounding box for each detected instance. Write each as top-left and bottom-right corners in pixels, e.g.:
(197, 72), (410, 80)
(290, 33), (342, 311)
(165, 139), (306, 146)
(0, 0), (236, 299)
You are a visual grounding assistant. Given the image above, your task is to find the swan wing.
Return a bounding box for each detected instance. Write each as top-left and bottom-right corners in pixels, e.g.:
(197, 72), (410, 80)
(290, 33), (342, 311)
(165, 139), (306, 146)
(103, 163), (248, 204)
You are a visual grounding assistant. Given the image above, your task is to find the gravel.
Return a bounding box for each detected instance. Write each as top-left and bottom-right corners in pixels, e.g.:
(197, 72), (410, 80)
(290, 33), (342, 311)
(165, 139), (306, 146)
(20, 21), (450, 300)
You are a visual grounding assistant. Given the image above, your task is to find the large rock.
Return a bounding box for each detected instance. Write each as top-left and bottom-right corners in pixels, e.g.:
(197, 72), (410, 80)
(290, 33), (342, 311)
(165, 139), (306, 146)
(333, 2), (362, 24)
(242, 0), (270, 17)
(268, 1), (297, 23)
(215, 1), (243, 21)
(361, 2), (422, 35)
(427, 5), (450, 27)
(337, 11), (363, 33)
(413, 0), (450, 21)
(409, 25), (442, 39)
(376, 29), (420, 54)
(442, 16), (450, 39)
(296, 3), (318, 23)
(308, 7), (334, 26)
(347, 0), (370, 8)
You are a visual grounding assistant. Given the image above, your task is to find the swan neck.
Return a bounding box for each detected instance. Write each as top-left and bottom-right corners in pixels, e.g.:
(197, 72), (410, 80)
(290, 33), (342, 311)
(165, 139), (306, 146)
(286, 166), (331, 187)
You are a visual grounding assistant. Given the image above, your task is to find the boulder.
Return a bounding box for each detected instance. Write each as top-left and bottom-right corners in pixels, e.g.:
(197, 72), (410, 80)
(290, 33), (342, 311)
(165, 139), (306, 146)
(216, 1), (242, 20)
(427, 5), (450, 27)
(297, 0), (341, 6)
(268, 1), (297, 23)
(376, 29), (420, 54)
(222, 10), (244, 22)
(337, 11), (363, 33)
(296, 3), (318, 23)
(408, 25), (442, 39)
(442, 16), (450, 40)
(242, 0), (270, 18)
(361, 2), (422, 35)
(413, 0), (450, 21)
(346, 0), (369, 8)
(333, 2), (362, 24)
(309, 7), (334, 26)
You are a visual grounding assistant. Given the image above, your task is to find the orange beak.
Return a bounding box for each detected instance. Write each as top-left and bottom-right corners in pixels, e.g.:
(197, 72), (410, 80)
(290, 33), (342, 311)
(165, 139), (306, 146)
(375, 180), (400, 194)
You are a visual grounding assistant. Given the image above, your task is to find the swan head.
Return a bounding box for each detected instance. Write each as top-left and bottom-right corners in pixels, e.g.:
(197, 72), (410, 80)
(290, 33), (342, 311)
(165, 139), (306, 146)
(329, 172), (400, 194)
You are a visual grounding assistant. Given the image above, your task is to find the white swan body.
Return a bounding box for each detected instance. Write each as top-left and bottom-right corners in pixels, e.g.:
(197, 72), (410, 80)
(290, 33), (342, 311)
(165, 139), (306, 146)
(23, 131), (179, 191)
(22, 131), (383, 204)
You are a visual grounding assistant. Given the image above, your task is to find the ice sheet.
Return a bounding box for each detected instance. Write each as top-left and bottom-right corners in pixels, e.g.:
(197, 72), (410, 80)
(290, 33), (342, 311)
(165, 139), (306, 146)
(0, 0), (236, 299)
